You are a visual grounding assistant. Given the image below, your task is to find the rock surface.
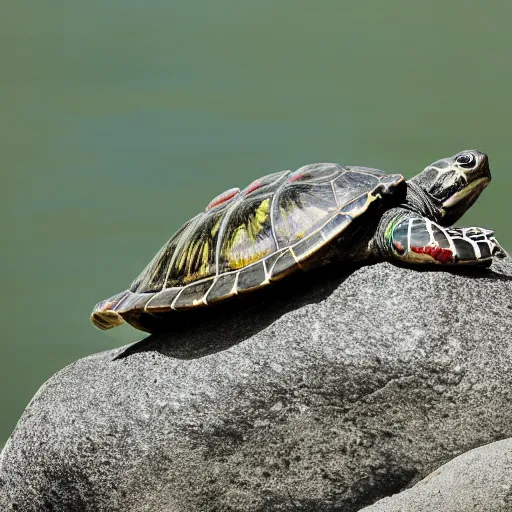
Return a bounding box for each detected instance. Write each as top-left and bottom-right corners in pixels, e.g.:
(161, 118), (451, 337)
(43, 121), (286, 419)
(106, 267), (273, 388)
(361, 438), (512, 512)
(1, 260), (512, 511)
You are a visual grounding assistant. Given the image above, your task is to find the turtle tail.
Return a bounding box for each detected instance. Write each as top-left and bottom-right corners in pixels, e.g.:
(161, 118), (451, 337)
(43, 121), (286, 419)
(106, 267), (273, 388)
(90, 290), (130, 330)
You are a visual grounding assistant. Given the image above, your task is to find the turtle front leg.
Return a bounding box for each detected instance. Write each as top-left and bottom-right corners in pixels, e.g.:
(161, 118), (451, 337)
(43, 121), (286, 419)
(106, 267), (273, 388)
(377, 209), (506, 266)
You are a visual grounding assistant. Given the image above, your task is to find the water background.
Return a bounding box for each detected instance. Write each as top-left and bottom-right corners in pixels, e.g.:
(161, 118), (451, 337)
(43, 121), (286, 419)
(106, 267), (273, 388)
(1, 1), (511, 447)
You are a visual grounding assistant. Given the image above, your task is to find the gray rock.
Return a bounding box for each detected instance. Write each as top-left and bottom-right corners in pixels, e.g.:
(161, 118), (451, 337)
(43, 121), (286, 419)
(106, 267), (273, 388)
(361, 438), (512, 512)
(1, 260), (512, 511)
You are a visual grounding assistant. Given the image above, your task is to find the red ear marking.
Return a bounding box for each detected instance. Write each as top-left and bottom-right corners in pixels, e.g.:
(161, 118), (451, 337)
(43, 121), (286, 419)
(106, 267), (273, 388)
(206, 187), (240, 211)
(244, 179), (263, 195)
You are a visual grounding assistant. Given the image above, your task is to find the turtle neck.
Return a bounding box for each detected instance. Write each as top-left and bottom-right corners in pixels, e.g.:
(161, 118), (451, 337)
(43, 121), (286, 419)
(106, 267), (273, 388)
(401, 181), (442, 222)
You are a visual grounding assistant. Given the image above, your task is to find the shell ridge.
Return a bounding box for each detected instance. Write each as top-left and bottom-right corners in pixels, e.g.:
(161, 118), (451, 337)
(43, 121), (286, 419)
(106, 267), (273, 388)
(270, 171), (293, 249)
(333, 169), (394, 210)
(202, 277), (218, 304)
(170, 286), (184, 310)
(330, 180), (340, 208)
(269, 171), (292, 250)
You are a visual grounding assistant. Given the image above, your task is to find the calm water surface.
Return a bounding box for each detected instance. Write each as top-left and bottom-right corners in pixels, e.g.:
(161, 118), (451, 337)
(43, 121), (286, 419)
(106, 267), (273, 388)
(1, 1), (511, 446)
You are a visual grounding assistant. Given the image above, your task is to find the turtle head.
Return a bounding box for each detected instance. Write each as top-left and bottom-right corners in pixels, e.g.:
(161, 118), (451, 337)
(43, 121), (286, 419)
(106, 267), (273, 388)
(410, 150), (491, 226)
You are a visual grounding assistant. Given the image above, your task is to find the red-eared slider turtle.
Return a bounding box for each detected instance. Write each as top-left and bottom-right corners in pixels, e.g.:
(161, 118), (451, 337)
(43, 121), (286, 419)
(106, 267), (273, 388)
(92, 150), (505, 332)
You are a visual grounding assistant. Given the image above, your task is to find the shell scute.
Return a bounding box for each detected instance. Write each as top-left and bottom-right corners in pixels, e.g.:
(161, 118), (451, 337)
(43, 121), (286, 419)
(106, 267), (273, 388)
(113, 292), (152, 314)
(218, 194), (276, 272)
(319, 213), (352, 242)
(289, 163), (344, 183)
(237, 261), (267, 292)
(206, 273), (238, 303)
(269, 248), (299, 281)
(145, 288), (181, 312)
(273, 181), (338, 247)
(166, 208), (225, 287)
(130, 217), (196, 293)
(345, 166), (388, 176)
(173, 278), (213, 310)
(333, 172), (380, 206)
(292, 230), (326, 262)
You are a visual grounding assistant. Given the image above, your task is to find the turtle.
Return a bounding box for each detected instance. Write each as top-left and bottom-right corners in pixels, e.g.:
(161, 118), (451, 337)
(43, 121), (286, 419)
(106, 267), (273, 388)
(91, 149), (506, 333)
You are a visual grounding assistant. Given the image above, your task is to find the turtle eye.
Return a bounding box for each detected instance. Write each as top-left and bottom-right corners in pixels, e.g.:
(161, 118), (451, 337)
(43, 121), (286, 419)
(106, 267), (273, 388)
(456, 153), (476, 169)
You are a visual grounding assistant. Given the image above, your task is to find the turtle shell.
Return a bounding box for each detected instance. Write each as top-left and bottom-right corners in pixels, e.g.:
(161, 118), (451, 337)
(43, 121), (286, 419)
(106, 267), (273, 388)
(92, 163), (404, 331)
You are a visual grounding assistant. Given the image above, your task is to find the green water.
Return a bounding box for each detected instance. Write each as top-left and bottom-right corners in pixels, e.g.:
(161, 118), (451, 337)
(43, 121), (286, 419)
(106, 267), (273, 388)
(1, 1), (511, 447)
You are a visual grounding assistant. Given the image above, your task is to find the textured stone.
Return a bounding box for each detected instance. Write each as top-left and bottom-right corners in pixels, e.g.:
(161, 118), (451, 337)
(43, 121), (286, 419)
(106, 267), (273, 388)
(1, 259), (511, 511)
(361, 438), (512, 512)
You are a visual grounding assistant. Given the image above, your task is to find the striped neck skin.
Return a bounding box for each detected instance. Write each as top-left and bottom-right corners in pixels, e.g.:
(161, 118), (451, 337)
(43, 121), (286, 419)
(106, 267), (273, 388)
(399, 181), (442, 223)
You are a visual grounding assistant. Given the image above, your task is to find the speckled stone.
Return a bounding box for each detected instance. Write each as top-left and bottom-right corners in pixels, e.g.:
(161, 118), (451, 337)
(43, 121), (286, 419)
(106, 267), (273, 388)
(1, 260), (511, 511)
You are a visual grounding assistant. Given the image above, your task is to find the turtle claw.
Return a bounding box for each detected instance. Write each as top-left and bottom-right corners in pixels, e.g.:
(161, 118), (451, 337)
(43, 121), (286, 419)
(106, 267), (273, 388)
(490, 237), (509, 259)
(465, 227), (494, 237)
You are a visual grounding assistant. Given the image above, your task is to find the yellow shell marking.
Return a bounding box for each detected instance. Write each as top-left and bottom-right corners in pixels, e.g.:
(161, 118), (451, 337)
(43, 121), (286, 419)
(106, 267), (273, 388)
(210, 216), (223, 237)
(180, 214), (224, 283)
(223, 199), (274, 269)
(188, 240), (211, 283)
(174, 236), (212, 284)
(228, 249), (273, 270)
(342, 192), (381, 216)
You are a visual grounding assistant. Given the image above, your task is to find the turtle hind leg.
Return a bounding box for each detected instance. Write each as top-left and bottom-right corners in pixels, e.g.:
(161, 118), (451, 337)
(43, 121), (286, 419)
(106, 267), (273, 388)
(378, 209), (504, 266)
(91, 309), (125, 330)
(91, 291), (129, 330)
